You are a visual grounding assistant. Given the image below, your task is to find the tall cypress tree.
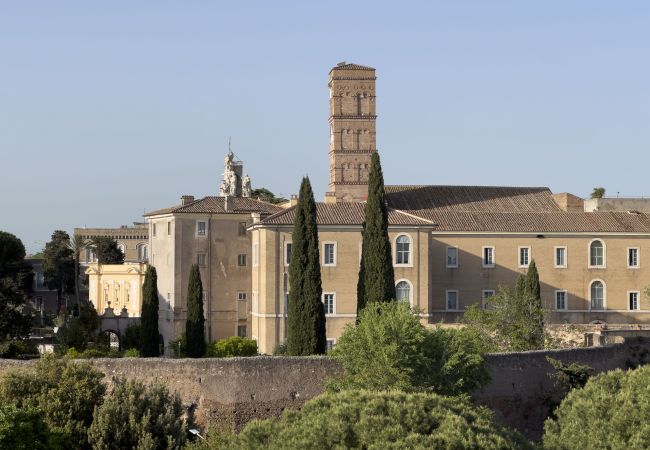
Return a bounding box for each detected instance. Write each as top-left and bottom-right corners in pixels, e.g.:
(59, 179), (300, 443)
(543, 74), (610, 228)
(515, 274), (526, 297)
(287, 177), (326, 355)
(139, 266), (160, 357)
(525, 259), (541, 301)
(356, 226), (366, 315)
(185, 264), (206, 357)
(359, 152), (395, 307)
(524, 259), (545, 348)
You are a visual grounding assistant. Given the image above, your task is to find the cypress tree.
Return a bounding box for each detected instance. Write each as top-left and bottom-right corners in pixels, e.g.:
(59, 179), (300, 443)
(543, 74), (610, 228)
(359, 152), (395, 307)
(525, 259), (541, 300)
(356, 226), (366, 315)
(287, 177), (326, 355)
(185, 264), (206, 358)
(140, 266), (160, 357)
(524, 259), (545, 348)
(515, 274), (526, 297)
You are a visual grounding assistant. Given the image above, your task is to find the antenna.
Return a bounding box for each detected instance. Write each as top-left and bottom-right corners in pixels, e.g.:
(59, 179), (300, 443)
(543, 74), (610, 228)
(228, 136), (232, 153)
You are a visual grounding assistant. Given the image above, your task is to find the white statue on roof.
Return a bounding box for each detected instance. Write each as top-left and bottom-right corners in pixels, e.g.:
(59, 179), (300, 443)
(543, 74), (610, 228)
(219, 146), (250, 197)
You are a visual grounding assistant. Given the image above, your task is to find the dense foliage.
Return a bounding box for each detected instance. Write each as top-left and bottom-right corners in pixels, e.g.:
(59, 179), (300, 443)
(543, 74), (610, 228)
(590, 187), (606, 199)
(357, 152), (395, 311)
(287, 177), (326, 355)
(43, 230), (75, 314)
(0, 231), (34, 338)
(140, 266), (160, 357)
(88, 378), (186, 450)
(0, 356), (105, 449)
(206, 336), (257, 357)
(56, 304), (100, 352)
(0, 404), (65, 450)
(546, 357), (593, 394)
(123, 324), (142, 351)
(0, 339), (38, 358)
(91, 236), (124, 265)
(544, 365), (650, 449)
(203, 390), (531, 449)
(250, 187), (287, 204)
(185, 264), (206, 358)
(328, 302), (489, 395)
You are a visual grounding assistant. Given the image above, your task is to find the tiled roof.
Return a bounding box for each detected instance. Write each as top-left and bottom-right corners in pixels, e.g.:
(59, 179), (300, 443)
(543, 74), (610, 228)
(260, 203), (433, 226)
(427, 211), (650, 233)
(145, 197), (283, 217)
(385, 185), (561, 213)
(331, 63), (375, 71)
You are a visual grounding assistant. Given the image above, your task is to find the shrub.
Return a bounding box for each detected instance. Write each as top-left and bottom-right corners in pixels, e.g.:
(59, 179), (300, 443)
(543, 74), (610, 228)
(56, 306), (100, 352)
(215, 390), (532, 449)
(272, 343), (287, 356)
(544, 365), (650, 449)
(123, 348), (140, 357)
(88, 378), (186, 450)
(546, 357), (593, 394)
(327, 302), (489, 395)
(122, 324), (141, 350)
(0, 339), (38, 358)
(0, 356), (105, 449)
(168, 333), (187, 358)
(0, 404), (66, 450)
(64, 347), (120, 359)
(206, 336), (257, 358)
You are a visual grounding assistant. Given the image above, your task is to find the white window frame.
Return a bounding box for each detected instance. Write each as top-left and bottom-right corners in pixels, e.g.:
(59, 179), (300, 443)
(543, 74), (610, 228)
(518, 246), (530, 268)
(322, 242), (337, 267)
(117, 243), (126, 254)
(588, 239), (606, 268)
(628, 247), (640, 269)
(196, 220), (207, 237)
(394, 234), (412, 267)
(322, 292), (336, 316)
(628, 291), (640, 311)
(589, 279), (606, 310)
(481, 289), (495, 309)
(554, 246), (567, 268)
(482, 246), (495, 268)
(446, 289), (459, 311)
(325, 338), (336, 352)
(197, 253), (207, 266)
(446, 246), (459, 268)
(284, 241), (292, 266)
(252, 243), (259, 267)
(555, 290), (568, 311)
(395, 279), (413, 306)
(237, 325), (247, 337)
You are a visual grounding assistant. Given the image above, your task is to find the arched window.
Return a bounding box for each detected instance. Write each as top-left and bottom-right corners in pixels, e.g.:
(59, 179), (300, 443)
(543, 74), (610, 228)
(117, 243), (125, 255)
(395, 280), (411, 304)
(589, 240), (605, 267)
(590, 280), (605, 310)
(396, 235), (411, 265)
(137, 244), (148, 262)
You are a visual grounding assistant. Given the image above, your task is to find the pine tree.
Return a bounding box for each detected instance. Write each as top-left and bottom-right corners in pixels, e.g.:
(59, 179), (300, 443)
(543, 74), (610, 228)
(185, 264), (206, 357)
(287, 177), (326, 355)
(139, 266), (160, 357)
(359, 152), (395, 307)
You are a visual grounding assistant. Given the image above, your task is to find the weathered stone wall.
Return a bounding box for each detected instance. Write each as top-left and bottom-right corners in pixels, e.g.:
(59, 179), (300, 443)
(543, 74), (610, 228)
(1, 338), (648, 440)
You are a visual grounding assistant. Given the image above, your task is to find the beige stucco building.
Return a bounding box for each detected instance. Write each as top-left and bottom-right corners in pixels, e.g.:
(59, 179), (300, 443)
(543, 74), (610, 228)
(75, 223), (149, 265)
(86, 262), (148, 317)
(249, 62), (650, 354)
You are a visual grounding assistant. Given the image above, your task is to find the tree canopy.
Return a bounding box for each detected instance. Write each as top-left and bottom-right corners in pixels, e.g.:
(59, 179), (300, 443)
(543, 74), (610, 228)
(250, 187), (287, 205)
(43, 230), (75, 314)
(0, 231), (33, 339)
(590, 187), (606, 199)
(91, 236), (124, 265)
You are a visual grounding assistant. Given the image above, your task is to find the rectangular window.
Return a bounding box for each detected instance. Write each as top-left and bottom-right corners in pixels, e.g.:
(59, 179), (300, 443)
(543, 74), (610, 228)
(446, 247), (458, 268)
(519, 247), (530, 267)
(253, 243), (259, 267)
(446, 290), (459, 310)
(482, 290), (495, 309)
(196, 221), (207, 237)
(167, 221), (171, 235)
(237, 292), (247, 301)
(322, 293), (335, 315)
(238, 254), (247, 266)
(555, 290), (567, 310)
(152, 224), (157, 237)
(238, 222), (247, 236)
(237, 325), (247, 337)
(284, 242), (292, 266)
(629, 291), (639, 310)
(326, 339), (336, 352)
(483, 247), (494, 267)
(35, 297), (43, 311)
(197, 253), (207, 266)
(628, 248), (639, 268)
(323, 243), (336, 266)
(555, 247), (567, 268)
(284, 292), (289, 316)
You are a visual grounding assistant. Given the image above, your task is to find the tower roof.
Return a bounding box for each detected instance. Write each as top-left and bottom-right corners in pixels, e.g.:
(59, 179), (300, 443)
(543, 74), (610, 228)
(330, 62), (375, 72)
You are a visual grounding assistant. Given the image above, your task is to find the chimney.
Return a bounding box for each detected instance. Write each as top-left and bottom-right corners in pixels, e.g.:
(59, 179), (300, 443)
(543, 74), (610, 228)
(289, 195), (299, 207)
(181, 195), (195, 206)
(224, 195), (230, 212)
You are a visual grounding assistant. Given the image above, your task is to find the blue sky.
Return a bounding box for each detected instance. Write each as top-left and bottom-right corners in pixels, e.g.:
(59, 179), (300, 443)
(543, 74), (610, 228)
(1, 1), (649, 253)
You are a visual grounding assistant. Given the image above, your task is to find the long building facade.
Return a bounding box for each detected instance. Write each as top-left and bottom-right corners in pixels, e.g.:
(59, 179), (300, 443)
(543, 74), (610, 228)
(249, 62), (650, 354)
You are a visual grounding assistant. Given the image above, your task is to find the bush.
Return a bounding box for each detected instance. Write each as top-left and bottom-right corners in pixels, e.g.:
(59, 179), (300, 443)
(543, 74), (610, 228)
(0, 339), (38, 358)
(272, 343), (287, 356)
(546, 357), (593, 394)
(0, 356), (105, 449)
(122, 324), (141, 350)
(544, 364), (650, 449)
(0, 404), (65, 450)
(64, 347), (120, 359)
(168, 333), (187, 358)
(123, 348), (140, 357)
(56, 306), (100, 352)
(206, 336), (257, 358)
(327, 302), (489, 395)
(88, 378), (186, 450)
(214, 390), (532, 449)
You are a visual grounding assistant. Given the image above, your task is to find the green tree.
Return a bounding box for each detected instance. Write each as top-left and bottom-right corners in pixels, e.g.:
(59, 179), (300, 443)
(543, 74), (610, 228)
(123, 324), (142, 351)
(68, 235), (89, 314)
(250, 187), (287, 204)
(590, 187), (606, 199)
(207, 390), (532, 450)
(140, 266), (160, 357)
(43, 230), (75, 314)
(56, 304), (100, 352)
(544, 365), (650, 449)
(524, 259), (545, 348)
(464, 284), (547, 352)
(327, 302), (489, 395)
(91, 236), (124, 265)
(0, 404), (65, 450)
(0, 356), (105, 449)
(88, 378), (186, 450)
(358, 152), (395, 310)
(185, 264), (206, 358)
(287, 177), (326, 355)
(0, 231), (33, 339)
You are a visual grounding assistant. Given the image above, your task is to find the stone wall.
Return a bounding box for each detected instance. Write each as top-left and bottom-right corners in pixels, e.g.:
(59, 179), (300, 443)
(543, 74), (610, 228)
(1, 338), (648, 440)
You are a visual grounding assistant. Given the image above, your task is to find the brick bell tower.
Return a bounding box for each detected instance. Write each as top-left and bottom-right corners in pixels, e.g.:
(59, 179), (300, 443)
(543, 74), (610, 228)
(325, 62), (377, 203)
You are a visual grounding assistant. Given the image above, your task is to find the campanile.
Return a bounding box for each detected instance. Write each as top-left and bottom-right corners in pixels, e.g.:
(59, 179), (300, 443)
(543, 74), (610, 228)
(325, 62), (377, 203)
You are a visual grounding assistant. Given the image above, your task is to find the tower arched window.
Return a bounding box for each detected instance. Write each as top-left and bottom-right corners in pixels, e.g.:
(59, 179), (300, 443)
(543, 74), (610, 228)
(590, 280), (605, 310)
(589, 240), (605, 267)
(395, 280), (411, 305)
(137, 244), (148, 262)
(395, 235), (411, 265)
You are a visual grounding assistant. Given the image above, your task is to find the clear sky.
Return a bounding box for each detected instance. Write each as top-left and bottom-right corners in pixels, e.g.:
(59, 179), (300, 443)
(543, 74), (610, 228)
(2, 1), (649, 253)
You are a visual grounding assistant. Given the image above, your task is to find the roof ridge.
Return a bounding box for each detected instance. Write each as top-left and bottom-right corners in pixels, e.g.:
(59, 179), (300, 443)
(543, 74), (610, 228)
(386, 184), (551, 191)
(389, 208), (435, 225)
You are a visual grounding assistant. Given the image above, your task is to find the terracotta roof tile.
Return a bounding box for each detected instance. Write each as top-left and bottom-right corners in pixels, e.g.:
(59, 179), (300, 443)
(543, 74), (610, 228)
(331, 63), (375, 71)
(145, 197), (283, 217)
